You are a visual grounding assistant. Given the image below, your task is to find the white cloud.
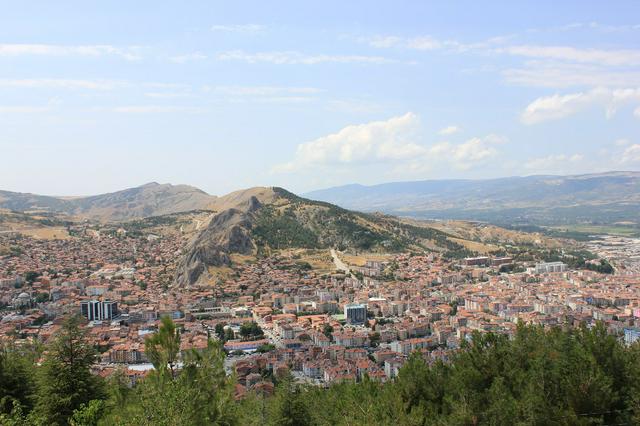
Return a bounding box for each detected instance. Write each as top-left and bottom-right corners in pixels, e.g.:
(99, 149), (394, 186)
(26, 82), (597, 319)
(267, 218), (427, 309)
(635, 106), (640, 119)
(169, 53), (207, 64)
(142, 82), (191, 90)
(274, 112), (422, 172)
(530, 22), (640, 34)
(399, 135), (504, 174)
(208, 86), (322, 96)
(498, 45), (640, 67)
(274, 113), (504, 174)
(438, 125), (461, 135)
(0, 105), (50, 113)
(363, 35), (454, 51)
(521, 87), (640, 124)
(112, 105), (204, 113)
(521, 143), (640, 173)
(504, 61), (640, 88)
(0, 78), (124, 90)
(144, 92), (194, 99)
(228, 96), (314, 104)
(0, 44), (141, 60)
(367, 36), (403, 48)
(201, 85), (323, 104)
(522, 92), (592, 124)
(362, 33), (509, 53)
(216, 50), (394, 65)
(621, 144), (640, 164)
(406, 36), (445, 51)
(451, 137), (500, 167)
(210, 24), (265, 33)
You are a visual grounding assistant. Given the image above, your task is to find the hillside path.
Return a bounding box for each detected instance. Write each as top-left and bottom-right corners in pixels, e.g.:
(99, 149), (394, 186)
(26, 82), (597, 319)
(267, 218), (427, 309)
(331, 249), (351, 274)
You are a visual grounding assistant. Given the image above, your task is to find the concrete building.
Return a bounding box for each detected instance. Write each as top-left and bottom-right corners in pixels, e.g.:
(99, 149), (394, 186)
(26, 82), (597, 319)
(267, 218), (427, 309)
(464, 257), (490, 267)
(344, 303), (367, 325)
(81, 300), (118, 321)
(624, 327), (640, 345)
(534, 262), (568, 274)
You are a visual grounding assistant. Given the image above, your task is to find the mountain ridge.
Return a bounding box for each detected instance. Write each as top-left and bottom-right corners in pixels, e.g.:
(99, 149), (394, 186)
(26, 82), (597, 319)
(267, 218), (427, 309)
(0, 182), (217, 222)
(303, 171), (640, 225)
(174, 186), (473, 286)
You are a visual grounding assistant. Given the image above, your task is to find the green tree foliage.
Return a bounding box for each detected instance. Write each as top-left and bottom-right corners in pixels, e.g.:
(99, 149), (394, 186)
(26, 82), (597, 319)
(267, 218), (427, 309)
(24, 271), (40, 283)
(268, 375), (311, 426)
(393, 323), (639, 425)
(145, 315), (181, 377)
(2, 318), (640, 425)
(224, 328), (235, 342)
(252, 206), (320, 250)
(106, 323), (237, 425)
(215, 323), (226, 341)
(0, 343), (37, 415)
(239, 321), (264, 340)
(33, 315), (105, 425)
(369, 332), (381, 348)
(34, 293), (49, 304)
(586, 259), (615, 274)
(256, 343), (276, 353)
(69, 400), (105, 426)
(323, 324), (334, 340)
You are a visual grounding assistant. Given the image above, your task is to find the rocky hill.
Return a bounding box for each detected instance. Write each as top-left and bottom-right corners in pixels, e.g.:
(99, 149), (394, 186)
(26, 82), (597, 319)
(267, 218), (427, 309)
(175, 187), (469, 286)
(0, 182), (217, 222)
(304, 171), (640, 226)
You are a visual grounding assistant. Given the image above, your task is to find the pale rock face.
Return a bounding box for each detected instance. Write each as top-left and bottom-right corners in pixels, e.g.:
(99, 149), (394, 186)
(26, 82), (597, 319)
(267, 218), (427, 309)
(175, 196), (261, 286)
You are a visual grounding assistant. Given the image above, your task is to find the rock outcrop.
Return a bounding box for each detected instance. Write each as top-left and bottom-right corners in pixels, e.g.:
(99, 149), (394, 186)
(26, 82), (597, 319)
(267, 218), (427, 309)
(175, 196), (261, 286)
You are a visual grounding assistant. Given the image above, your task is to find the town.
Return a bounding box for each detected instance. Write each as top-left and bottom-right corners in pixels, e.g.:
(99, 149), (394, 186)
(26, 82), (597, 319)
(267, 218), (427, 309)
(2, 224), (639, 397)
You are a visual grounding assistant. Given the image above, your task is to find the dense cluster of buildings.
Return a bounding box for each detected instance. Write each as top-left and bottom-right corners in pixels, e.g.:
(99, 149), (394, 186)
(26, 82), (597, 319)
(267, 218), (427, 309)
(1, 228), (640, 392)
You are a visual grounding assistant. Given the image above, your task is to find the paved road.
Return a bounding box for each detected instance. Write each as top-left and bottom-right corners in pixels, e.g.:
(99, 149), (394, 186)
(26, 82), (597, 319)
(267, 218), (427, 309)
(331, 249), (351, 274)
(262, 326), (284, 349)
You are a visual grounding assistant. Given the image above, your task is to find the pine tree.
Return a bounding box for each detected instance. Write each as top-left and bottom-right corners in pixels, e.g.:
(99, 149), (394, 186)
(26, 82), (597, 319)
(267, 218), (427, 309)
(0, 343), (36, 415)
(33, 315), (105, 425)
(145, 315), (181, 378)
(268, 374), (310, 426)
(108, 318), (238, 425)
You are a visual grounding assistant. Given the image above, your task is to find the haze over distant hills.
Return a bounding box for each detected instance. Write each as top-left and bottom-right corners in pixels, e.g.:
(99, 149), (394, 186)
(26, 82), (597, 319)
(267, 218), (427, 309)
(2, 170), (639, 228)
(0, 182), (217, 222)
(304, 172), (640, 226)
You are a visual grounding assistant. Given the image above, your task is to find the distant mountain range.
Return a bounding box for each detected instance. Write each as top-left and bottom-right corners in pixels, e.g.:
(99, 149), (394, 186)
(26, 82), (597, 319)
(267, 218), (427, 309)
(304, 171), (640, 226)
(1, 181), (575, 286)
(2, 170), (638, 235)
(0, 182), (217, 221)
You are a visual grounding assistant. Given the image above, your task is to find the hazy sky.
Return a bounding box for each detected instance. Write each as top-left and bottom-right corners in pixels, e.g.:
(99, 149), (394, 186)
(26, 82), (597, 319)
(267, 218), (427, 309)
(1, 1), (639, 196)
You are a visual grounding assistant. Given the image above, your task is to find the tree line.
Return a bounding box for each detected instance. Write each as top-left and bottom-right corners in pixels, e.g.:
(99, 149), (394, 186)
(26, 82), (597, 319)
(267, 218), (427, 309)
(1, 316), (639, 425)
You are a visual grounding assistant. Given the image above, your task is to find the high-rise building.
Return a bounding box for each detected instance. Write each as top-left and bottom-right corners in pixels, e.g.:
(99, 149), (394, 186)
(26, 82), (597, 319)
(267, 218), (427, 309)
(81, 300), (118, 321)
(102, 300), (118, 320)
(344, 303), (367, 325)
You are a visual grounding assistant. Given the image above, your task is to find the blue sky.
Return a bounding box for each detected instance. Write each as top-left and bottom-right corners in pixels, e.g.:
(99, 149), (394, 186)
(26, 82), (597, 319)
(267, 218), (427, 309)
(1, 0), (639, 196)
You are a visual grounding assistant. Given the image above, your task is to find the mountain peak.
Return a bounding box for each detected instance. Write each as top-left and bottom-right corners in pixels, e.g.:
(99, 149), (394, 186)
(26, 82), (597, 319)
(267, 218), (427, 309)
(0, 182), (217, 221)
